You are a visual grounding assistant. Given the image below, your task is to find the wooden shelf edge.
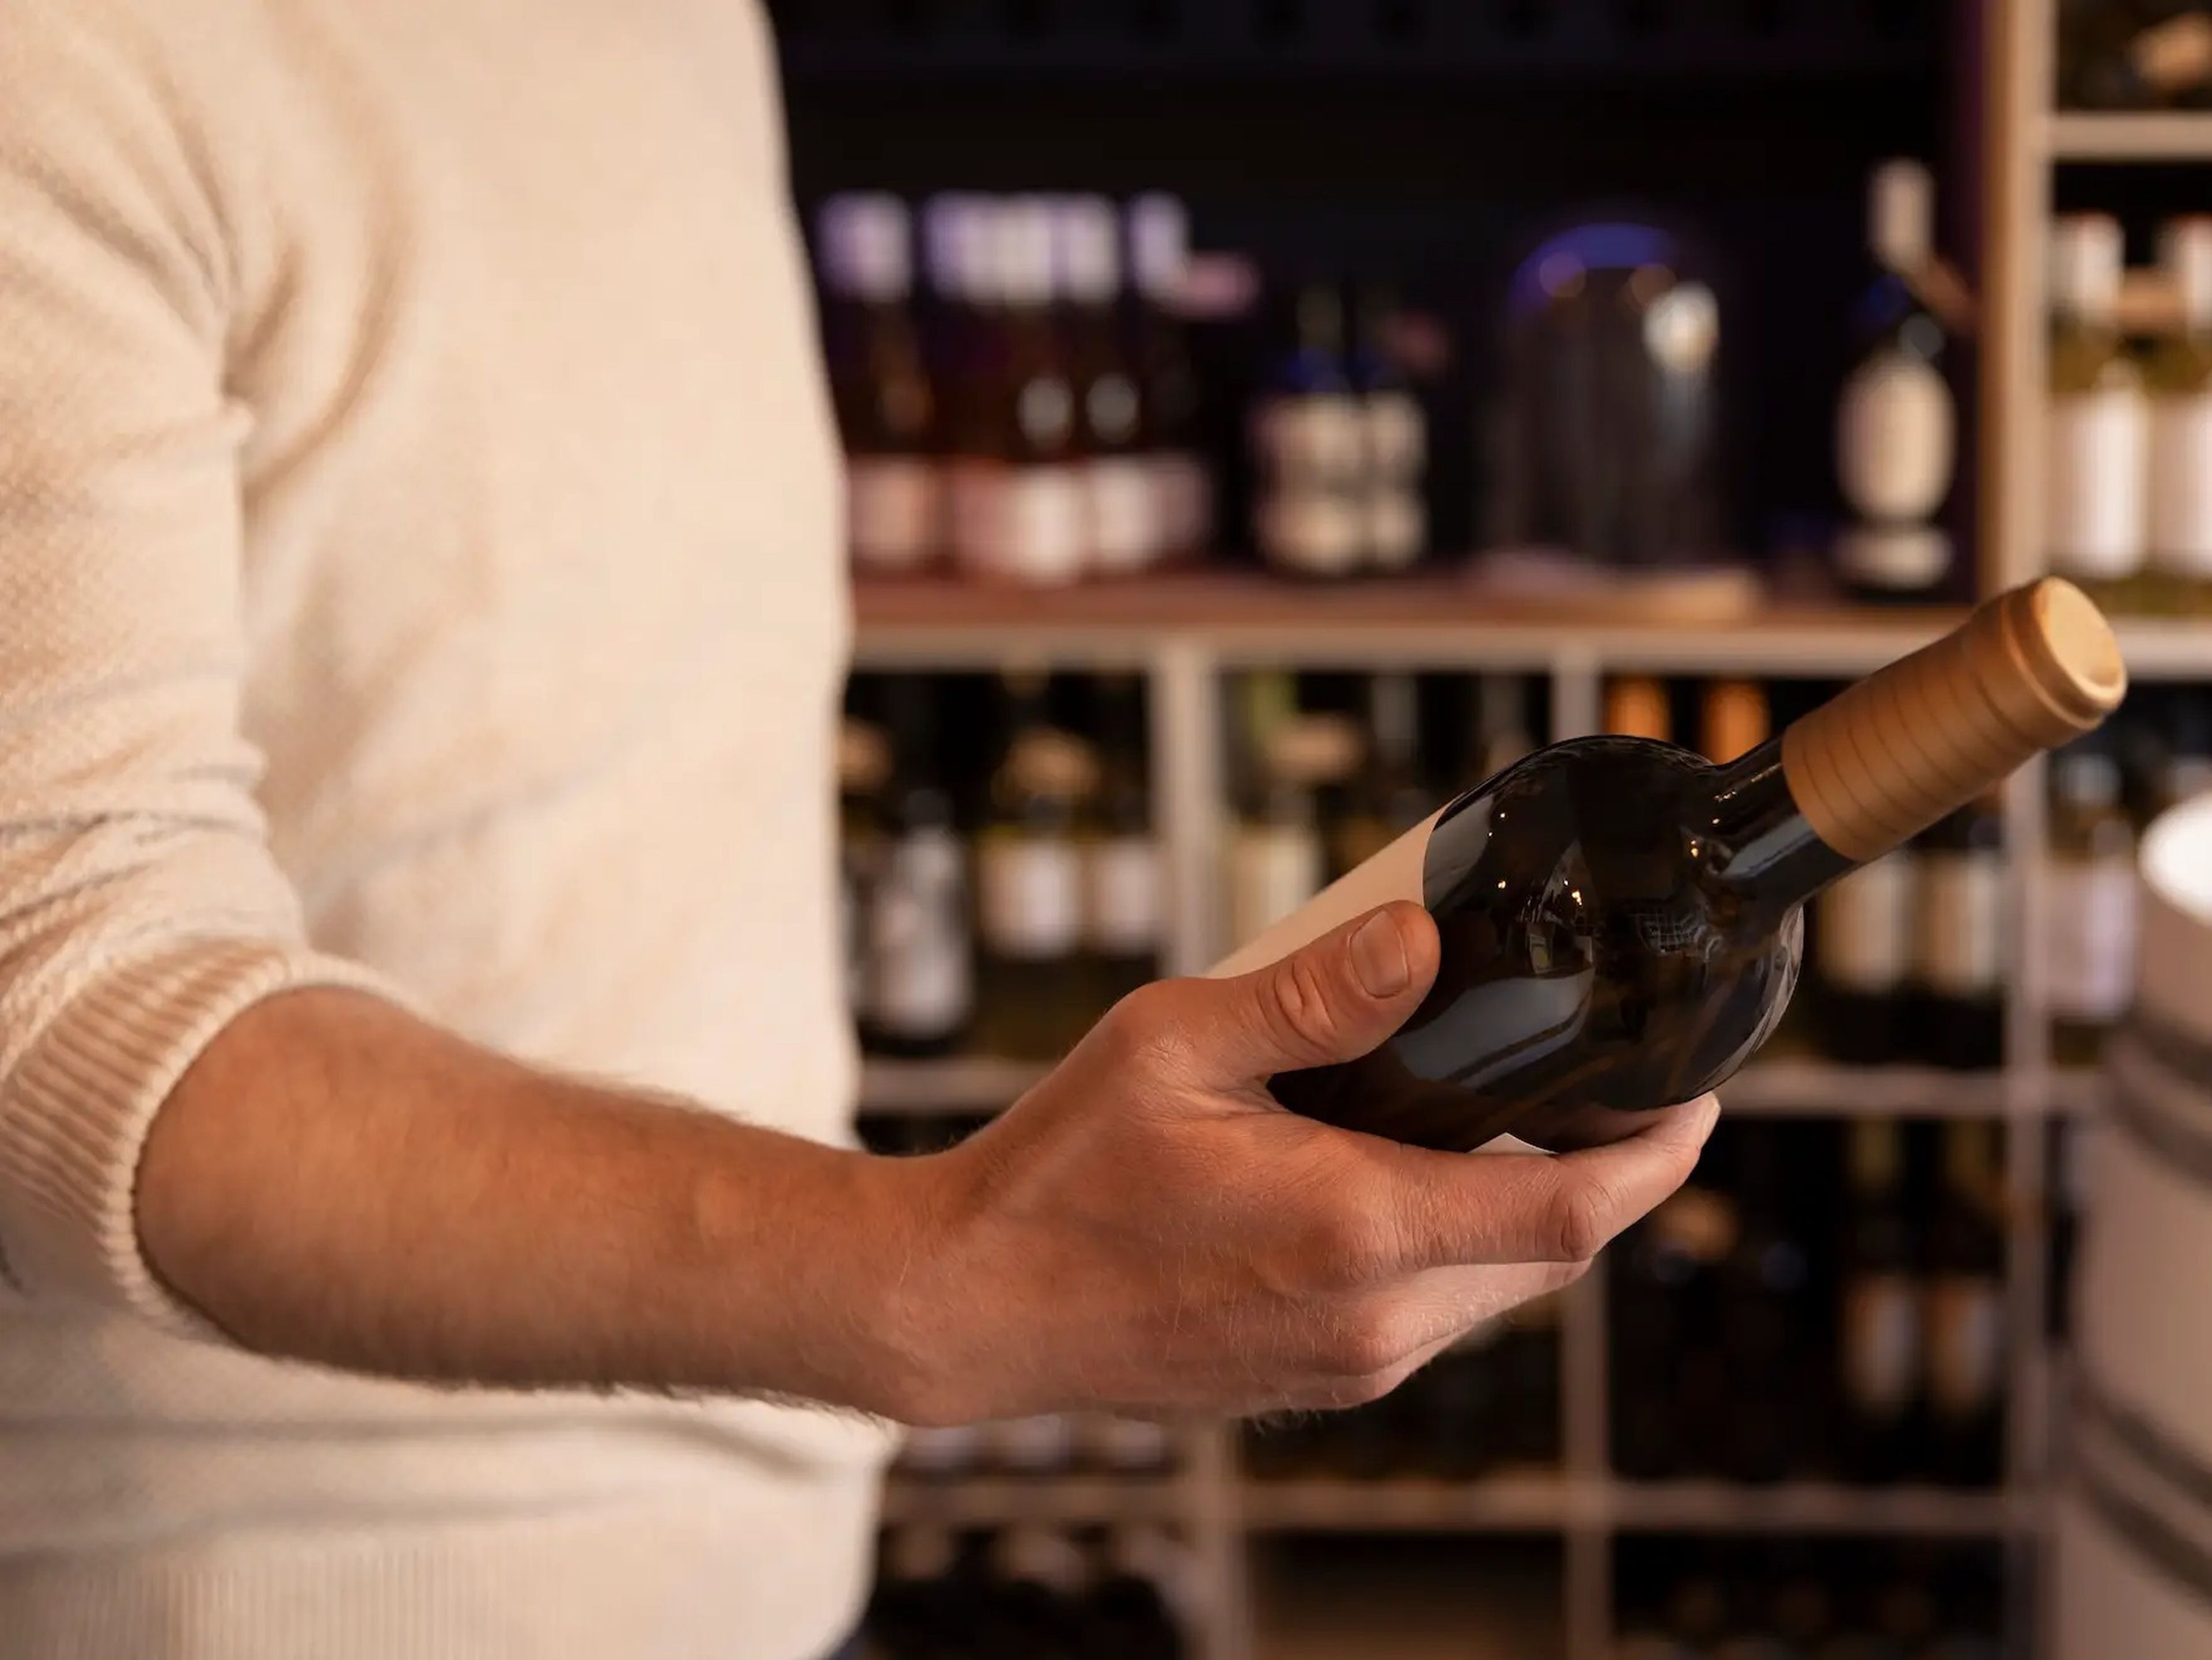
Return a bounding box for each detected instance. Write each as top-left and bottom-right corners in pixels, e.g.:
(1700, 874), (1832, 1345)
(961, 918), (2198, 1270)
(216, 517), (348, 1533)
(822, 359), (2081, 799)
(2047, 110), (2212, 162)
(882, 1474), (1188, 1525)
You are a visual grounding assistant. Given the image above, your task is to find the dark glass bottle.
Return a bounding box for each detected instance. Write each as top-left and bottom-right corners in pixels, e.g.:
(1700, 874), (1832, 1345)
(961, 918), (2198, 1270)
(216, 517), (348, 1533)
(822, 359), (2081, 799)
(1836, 1117), (1923, 1483)
(1328, 674), (1434, 879)
(1910, 797), (2006, 1071)
(1252, 284), (1363, 580)
(1715, 1124), (1816, 1483)
(863, 678), (972, 1058)
(1126, 195), (1212, 565)
(1923, 1122), (2006, 1488)
(1083, 674), (1162, 1011)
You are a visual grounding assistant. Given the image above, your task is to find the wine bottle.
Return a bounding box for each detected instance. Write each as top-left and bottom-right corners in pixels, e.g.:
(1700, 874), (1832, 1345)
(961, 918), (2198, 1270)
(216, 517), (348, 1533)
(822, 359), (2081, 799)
(818, 194), (942, 577)
(1610, 1182), (1737, 1480)
(1126, 195), (1213, 565)
(1923, 1122), (2006, 1488)
(1475, 672), (1536, 777)
(2143, 215), (2212, 614)
(2159, 683), (2212, 812)
(1053, 195), (1157, 578)
(865, 679), (973, 1058)
(1085, 1529), (1191, 1660)
(1716, 1124), (1815, 1483)
(1209, 580), (2124, 1152)
(1910, 794), (2006, 1072)
(1227, 682), (1353, 947)
(2047, 213), (2149, 606)
(1329, 674), (1434, 878)
(837, 713), (892, 1031)
(1606, 674), (1673, 742)
(946, 197), (1087, 587)
(1835, 160), (1958, 603)
(2061, 2), (2212, 109)
(1082, 674), (1163, 1009)
(1812, 846), (1918, 1065)
(1837, 1118), (1923, 1483)
(1252, 284), (1363, 579)
(974, 671), (1096, 1061)
(2047, 745), (2139, 1065)
(1347, 282), (1427, 574)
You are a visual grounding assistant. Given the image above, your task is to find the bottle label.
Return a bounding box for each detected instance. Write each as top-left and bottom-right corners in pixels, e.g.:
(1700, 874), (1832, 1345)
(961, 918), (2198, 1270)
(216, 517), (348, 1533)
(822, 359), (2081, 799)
(1084, 456), (1161, 574)
(1838, 349), (1956, 523)
(946, 461), (1086, 585)
(1834, 523), (1954, 593)
(1256, 490), (1363, 577)
(1228, 825), (1325, 947)
(1254, 394), (1364, 489)
(2046, 856), (2138, 1021)
(2047, 388), (2149, 579)
(1915, 849), (2005, 998)
(1817, 854), (1916, 996)
(868, 829), (970, 1038)
(1925, 1274), (2002, 1417)
(1363, 487), (1427, 571)
(846, 455), (940, 573)
(2149, 392), (2212, 575)
(1149, 451), (1213, 555)
(1842, 1273), (1921, 1415)
(1363, 391), (1427, 481)
(1085, 834), (1162, 957)
(978, 836), (1084, 960)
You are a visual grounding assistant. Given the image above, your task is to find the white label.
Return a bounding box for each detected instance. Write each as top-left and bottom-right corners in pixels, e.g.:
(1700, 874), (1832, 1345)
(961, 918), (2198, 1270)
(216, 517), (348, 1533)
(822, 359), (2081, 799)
(1835, 523), (1954, 592)
(946, 462), (1086, 585)
(2047, 388), (2149, 579)
(1363, 487), (1427, 571)
(1084, 456), (1161, 574)
(1085, 834), (1162, 956)
(868, 829), (969, 1038)
(1364, 391), (1427, 481)
(1149, 451), (1213, 555)
(2149, 392), (2212, 575)
(1838, 349), (1956, 523)
(1843, 1273), (1921, 1415)
(846, 455), (940, 573)
(978, 837), (1083, 959)
(1256, 490), (1362, 577)
(1925, 1275), (2002, 1417)
(1253, 394), (1363, 488)
(1228, 825), (1325, 948)
(1817, 854), (1916, 995)
(2046, 855), (2138, 1020)
(1914, 850), (2004, 998)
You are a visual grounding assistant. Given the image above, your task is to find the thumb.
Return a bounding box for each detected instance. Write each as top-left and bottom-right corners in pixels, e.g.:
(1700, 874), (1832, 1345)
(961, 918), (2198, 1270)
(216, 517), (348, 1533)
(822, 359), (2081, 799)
(1190, 902), (1440, 1088)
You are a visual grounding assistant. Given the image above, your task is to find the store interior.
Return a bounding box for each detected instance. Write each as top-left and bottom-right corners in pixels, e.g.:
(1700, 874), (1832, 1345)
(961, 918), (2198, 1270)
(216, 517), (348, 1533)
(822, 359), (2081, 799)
(774, 2), (2212, 1654)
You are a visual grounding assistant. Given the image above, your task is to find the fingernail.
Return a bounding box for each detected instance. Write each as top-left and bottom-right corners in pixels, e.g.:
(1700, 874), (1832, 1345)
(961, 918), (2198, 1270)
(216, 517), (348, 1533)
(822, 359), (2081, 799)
(1350, 910), (1410, 998)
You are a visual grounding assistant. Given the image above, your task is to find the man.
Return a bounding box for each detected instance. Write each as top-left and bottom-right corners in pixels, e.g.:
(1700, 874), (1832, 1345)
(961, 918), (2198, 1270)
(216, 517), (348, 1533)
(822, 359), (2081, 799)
(0, 2), (1717, 1655)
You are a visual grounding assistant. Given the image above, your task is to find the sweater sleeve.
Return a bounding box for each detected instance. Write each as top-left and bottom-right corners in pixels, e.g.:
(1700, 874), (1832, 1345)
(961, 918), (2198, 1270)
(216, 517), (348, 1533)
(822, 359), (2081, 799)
(0, 10), (400, 1329)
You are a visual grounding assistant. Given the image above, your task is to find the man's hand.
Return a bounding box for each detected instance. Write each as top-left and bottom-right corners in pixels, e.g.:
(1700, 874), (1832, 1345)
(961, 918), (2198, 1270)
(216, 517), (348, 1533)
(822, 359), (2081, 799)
(881, 901), (1717, 1425)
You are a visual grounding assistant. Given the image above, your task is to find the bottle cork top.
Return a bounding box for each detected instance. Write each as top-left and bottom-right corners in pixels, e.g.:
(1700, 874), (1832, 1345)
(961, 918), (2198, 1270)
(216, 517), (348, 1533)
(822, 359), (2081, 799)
(1781, 579), (2125, 863)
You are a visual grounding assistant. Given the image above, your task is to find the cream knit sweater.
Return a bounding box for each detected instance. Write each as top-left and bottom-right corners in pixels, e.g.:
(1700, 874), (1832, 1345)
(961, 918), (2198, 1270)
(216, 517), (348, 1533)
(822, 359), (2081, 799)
(0, 1), (890, 1655)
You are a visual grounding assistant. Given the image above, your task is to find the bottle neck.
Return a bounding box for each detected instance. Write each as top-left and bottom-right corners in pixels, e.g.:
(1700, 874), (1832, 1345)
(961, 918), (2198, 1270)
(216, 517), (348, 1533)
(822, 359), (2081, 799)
(1703, 738), (1857, 912)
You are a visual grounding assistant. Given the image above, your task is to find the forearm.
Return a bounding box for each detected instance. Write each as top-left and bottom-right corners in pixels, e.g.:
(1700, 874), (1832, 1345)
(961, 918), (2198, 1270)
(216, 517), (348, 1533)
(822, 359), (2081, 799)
(136, 988), (933, 1414)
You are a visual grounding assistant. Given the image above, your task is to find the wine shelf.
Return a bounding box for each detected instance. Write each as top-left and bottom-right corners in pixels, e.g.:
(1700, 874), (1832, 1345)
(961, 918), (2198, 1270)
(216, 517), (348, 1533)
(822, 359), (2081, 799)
(883, 1473), (1190, 1526)
(2046, 110), (2212, 162)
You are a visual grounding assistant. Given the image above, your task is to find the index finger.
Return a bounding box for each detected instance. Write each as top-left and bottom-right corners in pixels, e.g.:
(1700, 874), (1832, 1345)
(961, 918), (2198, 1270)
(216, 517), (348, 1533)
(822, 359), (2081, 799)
(1370, 1093), (1721, 1273)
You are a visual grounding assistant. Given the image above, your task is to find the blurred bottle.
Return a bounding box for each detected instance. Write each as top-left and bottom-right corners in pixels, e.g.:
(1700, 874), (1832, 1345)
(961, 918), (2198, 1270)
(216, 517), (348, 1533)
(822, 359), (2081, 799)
(1329, 674), (1433, 878)
(1054, 196), (1156, 578)
(820, 194), (942, 577)
(1497, 1289), (1564, 1466)
(1127, 195), (1214, 564)
(1605, 675), (1672, 742)
(1475, 672), (1537, 778)
(2046, 746), (2139, 1066)
(2144, 216), (2212, 614)
(1834, 161), (1957, 604)
(1717, 1124), (1816, 1483)
(1076, 1411), (1176, 1476)
(1699, 680), (1768, 766)
(2047, 213), (2149, 607)
(1083, 674), (1163, 1009)
(864, 678), (972, 1058)
(838, 713), (892, 1030)
(983, 1527), (1091, 1660)
(2158, 685), (2212, 812)
(2061, 1), (2212, 108)
(974, 671), (1096, 1061)
(866, 1527), (964, 1658)
(1922, 1122), (2006, 1488)
(947, 198), (1088, 587)
(1611, 1183), (1737, 1480)
(1910, 795), (2006, 1071)
(1813, 849), (1918, 1065)
(1836, 1118), (1922, 1484)
(1085, 1529), (1192, 1660)
(1226, 678), (1345, 946)
(986, 1412), (1077, 1477)
(1252, 285), (1365, 579)
(1347, 282), (1428, 574)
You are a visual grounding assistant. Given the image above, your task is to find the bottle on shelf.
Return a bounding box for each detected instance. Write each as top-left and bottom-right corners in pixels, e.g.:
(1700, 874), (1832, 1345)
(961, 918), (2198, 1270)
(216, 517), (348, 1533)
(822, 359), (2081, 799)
(946, 197), (1088, 587)
(1226, 676), (1351, 947)
(1475, 672), (1537, 778)
(1812, 841), (1918, 1067)
(1127, 194), (1213, 565)
(2061, 3), (2212, 108)
(867, 1527), (965, 1657)
(819, 194), (942, 577)
(1085, 1529), (1192, 1660)
(863, 678), (972, 1059)
(2047, 743), (2139, 1066)
(974, 670), (1097, 1061)
(2144, 215), (2212, 614)
(1836, 1118), (1923, 1484)
(984, 1412), (1078, 1477)
(1922, 1122), (2006, 1488)
(837, 713), (892, 1030)
(1053, 195), (1157, 578)
(1075, 1411), (1176, 1476)
(1212, 583), (2124, 1153)
(1083, 673), (1164, 1009)
(1251, 284), (1364, 580)
(1715, 1124), (1816, 1483)
(1699, 680), (1769, 767)
(1606, 674), (1673, 742)
(1347, 282), (1428, 574)
(1910, 791), (2007, 1072)
(2158, 684), (2212, 813)
(1611, 1181), (1737, 1481)
(2047, 213), (2149, 607)
(1834, 159), (1957, 604)
(1328, 674), (1434, 879)
(984, 1526), (1093, 1660)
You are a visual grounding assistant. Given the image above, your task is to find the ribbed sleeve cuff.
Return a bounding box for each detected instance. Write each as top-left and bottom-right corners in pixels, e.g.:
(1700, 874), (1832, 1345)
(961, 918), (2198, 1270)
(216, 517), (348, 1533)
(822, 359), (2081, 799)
(0, 939), (403, 1333)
